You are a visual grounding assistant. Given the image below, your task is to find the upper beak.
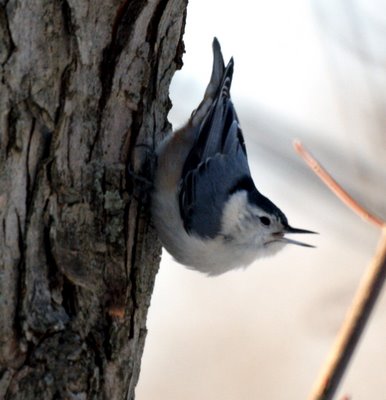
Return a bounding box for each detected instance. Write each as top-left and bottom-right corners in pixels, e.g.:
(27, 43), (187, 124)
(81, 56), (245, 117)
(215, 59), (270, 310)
(284, 225), (317, 235)
(279, 225), (318, 248)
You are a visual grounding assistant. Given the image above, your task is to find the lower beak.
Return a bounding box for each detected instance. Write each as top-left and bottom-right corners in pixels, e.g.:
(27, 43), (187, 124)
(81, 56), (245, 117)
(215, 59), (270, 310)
(280, 237), (315, 248)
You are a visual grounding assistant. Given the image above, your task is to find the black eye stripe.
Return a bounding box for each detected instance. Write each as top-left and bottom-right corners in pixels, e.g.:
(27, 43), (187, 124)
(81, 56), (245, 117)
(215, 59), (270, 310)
(259, 216), (271, 226)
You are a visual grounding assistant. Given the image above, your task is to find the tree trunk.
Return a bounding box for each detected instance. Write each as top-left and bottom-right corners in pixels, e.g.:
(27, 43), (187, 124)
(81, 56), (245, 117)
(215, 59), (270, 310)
(0, 0), (187, 398)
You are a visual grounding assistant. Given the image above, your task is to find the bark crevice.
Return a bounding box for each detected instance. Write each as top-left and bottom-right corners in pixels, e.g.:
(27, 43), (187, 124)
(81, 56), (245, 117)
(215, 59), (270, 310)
(0, 5), (16, 66)
(0, 0), (188, 398)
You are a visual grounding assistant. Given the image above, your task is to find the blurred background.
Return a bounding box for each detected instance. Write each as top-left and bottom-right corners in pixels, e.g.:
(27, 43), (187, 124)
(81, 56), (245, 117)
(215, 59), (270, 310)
(137, 0), (386, 399)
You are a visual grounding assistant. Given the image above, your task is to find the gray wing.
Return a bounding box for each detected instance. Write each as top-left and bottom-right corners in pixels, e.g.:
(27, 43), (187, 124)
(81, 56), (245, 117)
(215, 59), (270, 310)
(179, 67), (254, 238)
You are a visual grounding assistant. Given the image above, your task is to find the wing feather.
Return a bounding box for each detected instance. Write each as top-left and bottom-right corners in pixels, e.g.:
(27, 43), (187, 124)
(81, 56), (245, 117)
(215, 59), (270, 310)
(179, 39), (254, 238)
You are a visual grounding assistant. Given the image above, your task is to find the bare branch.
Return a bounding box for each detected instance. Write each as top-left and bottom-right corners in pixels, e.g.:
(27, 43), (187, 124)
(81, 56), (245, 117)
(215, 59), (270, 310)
(308, 228), (386, 400)
(293, 140), (386, 400)
(293, 140), (385, 228)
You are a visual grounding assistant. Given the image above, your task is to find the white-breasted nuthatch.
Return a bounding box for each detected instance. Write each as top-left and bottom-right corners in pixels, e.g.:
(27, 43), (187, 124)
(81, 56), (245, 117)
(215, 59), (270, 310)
(152, 38), (315, 276)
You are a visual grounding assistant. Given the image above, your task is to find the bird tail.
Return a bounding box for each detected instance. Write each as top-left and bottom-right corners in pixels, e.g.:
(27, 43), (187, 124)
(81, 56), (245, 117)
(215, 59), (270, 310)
(190, 38), (233, 126)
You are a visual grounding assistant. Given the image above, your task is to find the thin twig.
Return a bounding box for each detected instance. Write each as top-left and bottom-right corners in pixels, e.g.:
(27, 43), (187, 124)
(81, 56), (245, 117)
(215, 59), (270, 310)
(293, 140), (384, 228)
(308, 229), (386, 400)
(293, 140), (386, 400)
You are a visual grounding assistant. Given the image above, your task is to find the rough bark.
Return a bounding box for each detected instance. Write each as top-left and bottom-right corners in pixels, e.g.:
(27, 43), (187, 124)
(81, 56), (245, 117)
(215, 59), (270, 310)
(0, 0), (187, 398)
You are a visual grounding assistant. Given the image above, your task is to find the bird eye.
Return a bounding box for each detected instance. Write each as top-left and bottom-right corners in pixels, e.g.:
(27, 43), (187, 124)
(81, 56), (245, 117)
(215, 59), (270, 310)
(259, 216), (271, 226)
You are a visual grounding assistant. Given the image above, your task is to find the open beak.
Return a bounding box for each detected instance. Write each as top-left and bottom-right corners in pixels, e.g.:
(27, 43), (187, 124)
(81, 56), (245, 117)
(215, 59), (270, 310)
(274, 225), (317, 248)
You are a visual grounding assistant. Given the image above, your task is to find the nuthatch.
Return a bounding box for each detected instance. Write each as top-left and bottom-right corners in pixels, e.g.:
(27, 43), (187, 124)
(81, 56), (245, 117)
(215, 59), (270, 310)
(152, 38), (315, 276)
